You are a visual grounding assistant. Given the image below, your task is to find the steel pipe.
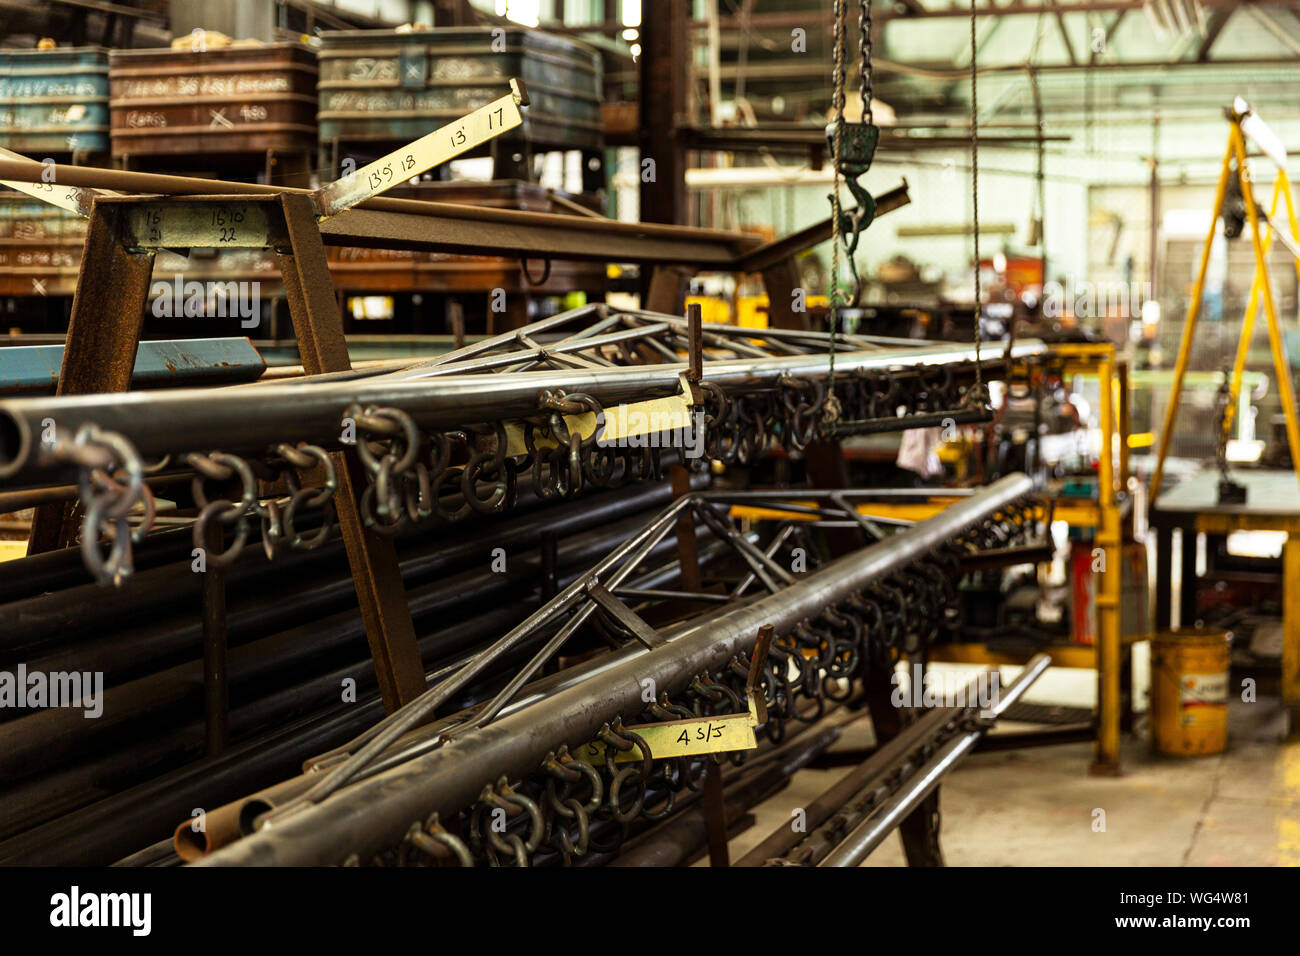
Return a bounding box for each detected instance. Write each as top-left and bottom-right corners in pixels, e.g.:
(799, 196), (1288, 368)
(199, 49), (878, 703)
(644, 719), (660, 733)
(818, 652), (1052, 867)
(0, 507), (687, 781)
(0, 477), (685, 675)
(0, 535), (732, 862)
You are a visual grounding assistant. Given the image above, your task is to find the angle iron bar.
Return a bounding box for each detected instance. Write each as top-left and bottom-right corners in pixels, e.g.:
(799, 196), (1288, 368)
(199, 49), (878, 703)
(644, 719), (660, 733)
(0, 158), (756, 261)
(818, 652), (1051, 867)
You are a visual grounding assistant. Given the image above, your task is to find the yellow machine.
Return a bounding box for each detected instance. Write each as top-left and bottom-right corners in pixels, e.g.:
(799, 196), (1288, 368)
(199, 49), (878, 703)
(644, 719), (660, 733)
(1150, 98), (1300, 503)
(685, 294), (830, 330)
(1147, 100), (1300, 741)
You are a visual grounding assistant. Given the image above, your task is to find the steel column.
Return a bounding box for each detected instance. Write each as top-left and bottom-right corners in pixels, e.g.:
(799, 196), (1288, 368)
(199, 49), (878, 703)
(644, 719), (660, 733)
(1286, 537), (1300, 738)
(276, 192), (426, 712)
(27, 201), (155, 555)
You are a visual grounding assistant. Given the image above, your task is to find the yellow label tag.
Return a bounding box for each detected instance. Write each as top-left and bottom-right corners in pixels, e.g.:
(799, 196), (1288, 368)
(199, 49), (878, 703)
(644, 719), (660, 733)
(572, 626), (772, 765)
(316, 81), (525, 219)
(501, 390), (694, 458)
(600, 393), (693, 441)
(573, 712), (757, 765)
(502, 411), (596, 458)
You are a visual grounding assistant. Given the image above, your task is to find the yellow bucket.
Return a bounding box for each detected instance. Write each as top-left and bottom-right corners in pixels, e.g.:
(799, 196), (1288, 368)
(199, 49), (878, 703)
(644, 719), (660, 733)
(1149, 628), (1230, 756)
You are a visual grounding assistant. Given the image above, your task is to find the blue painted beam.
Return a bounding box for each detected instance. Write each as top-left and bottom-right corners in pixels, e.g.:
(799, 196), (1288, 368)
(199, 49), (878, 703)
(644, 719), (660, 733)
(0, 337), (266, 395)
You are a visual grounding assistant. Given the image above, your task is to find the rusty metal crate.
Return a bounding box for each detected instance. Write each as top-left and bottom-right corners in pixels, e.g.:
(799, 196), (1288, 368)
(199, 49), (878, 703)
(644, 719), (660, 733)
(0, 47), (110, 156)
(317, 26), (602, 162)
(109, 43), (318, 161)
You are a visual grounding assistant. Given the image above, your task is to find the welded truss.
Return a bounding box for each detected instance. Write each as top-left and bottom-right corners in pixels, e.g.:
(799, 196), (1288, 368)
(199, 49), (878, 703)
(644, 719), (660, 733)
(0, 305), (1045, 584)
(189, 476), (1047, 866)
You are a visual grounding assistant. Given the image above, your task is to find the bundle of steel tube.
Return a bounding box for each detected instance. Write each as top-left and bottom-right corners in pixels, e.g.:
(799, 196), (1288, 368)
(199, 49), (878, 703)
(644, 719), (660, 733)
(0, 477), (711, 862)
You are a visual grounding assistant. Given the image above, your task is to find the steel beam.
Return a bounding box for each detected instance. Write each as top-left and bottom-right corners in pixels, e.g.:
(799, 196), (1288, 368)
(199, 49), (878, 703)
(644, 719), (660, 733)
(640, 0), (689, 227)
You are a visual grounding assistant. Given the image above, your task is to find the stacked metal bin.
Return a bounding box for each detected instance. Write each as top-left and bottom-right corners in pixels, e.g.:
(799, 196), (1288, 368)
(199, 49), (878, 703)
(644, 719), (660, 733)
(108, 42), (318, 183)
(0, 194), (86, 298)
(0, 46), (110, 158)
(317, 26), (603, 183)
(0, 47), (106, 313)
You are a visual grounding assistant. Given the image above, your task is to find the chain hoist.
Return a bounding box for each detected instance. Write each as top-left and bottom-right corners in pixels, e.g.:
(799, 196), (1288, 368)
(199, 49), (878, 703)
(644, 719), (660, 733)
(826, 0), (878, 312)
(826, 0), (878, 420)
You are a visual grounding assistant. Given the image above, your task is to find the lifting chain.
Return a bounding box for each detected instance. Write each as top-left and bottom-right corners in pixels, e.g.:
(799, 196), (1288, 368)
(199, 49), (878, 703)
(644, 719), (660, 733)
(968, 0), (988, 411)
(189, 443), (337, 567)
(42, 423), (155, 587)
(827, 0), (879, 331)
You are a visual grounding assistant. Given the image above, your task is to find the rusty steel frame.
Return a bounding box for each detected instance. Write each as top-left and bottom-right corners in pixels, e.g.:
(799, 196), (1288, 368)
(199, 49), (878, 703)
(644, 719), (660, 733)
(0, 156), (761, 266)
(24, 190), (428, 713)
(25, 202), (156, 555)
(0, 151), (906, 715)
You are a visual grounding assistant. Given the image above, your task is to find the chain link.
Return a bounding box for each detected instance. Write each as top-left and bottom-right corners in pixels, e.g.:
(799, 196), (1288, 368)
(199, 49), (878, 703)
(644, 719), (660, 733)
(859, 0), (873, 125)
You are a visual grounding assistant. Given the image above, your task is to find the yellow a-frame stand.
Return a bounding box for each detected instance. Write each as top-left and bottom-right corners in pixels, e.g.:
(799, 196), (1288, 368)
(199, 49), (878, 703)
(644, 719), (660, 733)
(1150, 99), (1300, 502)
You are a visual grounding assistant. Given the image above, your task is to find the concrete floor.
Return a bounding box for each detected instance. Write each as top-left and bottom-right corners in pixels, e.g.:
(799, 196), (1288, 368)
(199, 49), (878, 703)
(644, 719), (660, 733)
(728, 674), (1300, 866)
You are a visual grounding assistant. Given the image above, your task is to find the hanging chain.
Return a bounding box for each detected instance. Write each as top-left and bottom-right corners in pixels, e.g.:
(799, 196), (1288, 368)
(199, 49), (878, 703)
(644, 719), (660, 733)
(826, 0), (872, 420)
(969, 0), (984, 402)
(859, 0), (873, 126)
(827, 0), (847, 414)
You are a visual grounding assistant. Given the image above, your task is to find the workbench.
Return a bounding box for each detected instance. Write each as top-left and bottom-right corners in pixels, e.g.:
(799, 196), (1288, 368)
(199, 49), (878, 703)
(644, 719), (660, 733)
(1152, 468), (1300, 736)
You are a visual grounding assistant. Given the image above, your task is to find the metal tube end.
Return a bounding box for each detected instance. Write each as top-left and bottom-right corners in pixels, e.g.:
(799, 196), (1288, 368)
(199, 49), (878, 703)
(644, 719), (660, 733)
(0, 409), (31, 481)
